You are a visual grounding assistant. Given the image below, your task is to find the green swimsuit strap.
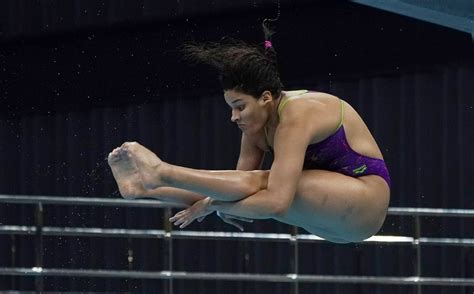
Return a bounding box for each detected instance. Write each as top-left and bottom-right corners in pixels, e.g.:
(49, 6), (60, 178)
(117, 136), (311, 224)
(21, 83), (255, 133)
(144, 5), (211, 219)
(334, 99), (345, 132)
(273, 94), (345, 141)
(277, 90), (309, 118)
(265, 90), (309, 149)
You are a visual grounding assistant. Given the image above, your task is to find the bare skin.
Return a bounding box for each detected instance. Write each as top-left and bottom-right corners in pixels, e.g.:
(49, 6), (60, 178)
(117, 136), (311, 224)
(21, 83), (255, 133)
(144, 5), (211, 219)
(108, 147), (254, 230)
(108, 147), (141, 199)
(121, 142), (268, 201)
(109, 90), (391, 243)
(108, 147), (203, 206)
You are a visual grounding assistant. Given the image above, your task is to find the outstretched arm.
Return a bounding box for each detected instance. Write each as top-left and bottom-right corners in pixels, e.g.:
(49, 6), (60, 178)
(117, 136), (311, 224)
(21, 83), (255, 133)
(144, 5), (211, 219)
(170, 105), (313, 227)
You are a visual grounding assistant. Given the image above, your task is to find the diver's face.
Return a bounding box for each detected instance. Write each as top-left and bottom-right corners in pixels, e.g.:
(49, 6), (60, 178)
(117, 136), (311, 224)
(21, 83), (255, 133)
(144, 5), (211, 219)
(224, 89), (269, 134)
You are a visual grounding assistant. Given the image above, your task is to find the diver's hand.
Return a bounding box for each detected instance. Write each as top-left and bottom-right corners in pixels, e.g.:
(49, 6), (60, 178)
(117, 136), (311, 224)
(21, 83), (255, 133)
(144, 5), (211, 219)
(217, 211), (253, 231)
(169, 197), (214, 229)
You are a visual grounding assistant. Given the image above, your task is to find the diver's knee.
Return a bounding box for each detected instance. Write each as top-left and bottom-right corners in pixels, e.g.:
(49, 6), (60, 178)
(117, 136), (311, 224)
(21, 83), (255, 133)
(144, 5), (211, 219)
(240, 171), (269, 196)
(249, 170), (269, 190)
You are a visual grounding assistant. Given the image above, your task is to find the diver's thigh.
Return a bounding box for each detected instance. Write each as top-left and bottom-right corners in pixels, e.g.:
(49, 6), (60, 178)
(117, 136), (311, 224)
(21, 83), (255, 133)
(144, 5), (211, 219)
(286, 170), (389, 241)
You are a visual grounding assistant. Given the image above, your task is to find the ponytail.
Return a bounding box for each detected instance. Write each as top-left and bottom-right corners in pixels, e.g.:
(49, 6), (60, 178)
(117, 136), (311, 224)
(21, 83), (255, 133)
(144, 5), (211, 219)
(262, 0), (281, 65)
(262, 19), (278, 65)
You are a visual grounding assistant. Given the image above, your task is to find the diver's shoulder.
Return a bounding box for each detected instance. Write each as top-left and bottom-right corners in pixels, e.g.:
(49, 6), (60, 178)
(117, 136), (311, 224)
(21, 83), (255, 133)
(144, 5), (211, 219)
(307, 91), (340, 101)
(284, 89), (340, 101)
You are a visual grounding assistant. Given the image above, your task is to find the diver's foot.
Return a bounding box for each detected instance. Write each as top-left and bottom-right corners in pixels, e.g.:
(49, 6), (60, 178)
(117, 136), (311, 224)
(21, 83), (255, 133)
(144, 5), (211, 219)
(120, 142), (166, 190)
(107, 147), (144, 198)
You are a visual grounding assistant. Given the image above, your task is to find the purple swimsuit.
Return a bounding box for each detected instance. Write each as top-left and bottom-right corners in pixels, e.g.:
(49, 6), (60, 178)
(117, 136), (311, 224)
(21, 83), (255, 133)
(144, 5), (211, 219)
(266, 93), (391, 188)
(302, 125), (391, 188)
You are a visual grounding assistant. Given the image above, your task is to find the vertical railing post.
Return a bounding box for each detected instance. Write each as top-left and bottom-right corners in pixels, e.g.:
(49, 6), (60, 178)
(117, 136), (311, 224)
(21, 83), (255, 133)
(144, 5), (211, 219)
(34, 203), (44, 293)
(290, 225), (299, 294)
(127, 237), (134, 292)
(10, 235), (16, 290)
(163, 207), (173, 294)
(415, 215), (422, 294)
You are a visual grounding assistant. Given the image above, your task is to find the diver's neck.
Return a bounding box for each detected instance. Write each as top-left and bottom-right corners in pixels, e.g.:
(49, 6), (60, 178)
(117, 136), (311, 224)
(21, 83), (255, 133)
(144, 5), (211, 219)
(266, 91), (285, 130)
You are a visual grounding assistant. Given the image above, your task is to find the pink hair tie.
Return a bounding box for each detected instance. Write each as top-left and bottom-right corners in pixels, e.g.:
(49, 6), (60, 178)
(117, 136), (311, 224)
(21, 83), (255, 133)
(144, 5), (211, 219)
(264, 40), (273, 49)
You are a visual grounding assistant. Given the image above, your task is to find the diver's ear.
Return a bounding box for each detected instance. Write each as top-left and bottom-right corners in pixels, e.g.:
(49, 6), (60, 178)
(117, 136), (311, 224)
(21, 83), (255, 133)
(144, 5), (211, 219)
(259, 90), (274, 105)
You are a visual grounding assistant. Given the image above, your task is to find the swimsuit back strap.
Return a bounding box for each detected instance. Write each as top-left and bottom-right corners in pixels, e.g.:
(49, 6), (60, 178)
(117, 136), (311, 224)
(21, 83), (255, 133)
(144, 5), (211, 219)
(334, 99), (345, 131)
(277, 96), (291, 118)
(277, 90), (308, 118)
(269, 89), (309, 149)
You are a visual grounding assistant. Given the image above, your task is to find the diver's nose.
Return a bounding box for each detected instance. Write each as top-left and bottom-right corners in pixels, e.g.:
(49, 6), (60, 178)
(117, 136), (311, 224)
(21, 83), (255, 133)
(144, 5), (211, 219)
(231, 109), (240, 123)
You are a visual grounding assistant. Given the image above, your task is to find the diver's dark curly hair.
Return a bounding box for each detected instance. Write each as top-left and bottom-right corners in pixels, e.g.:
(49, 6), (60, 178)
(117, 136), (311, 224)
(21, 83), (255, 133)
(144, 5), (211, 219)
(183, 31), (284, 99)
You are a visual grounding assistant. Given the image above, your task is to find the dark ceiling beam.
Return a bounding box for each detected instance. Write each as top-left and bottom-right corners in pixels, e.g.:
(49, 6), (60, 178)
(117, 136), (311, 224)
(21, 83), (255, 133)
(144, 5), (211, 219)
(350, 0), (473, 36)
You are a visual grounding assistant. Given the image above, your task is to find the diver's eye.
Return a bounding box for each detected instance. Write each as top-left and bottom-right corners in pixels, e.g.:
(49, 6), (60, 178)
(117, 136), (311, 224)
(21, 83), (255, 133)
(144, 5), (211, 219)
(237, 105), (245, 111)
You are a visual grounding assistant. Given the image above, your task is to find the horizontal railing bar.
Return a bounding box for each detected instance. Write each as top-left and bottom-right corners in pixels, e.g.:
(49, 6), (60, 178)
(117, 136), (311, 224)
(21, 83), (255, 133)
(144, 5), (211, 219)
(0, 225), (320, 241)
(0, 226), (167, 238)
(0, 195), (185, 208)
(387, 207), (474, 217)
(418, 237), (474, 246)
(0, 267), (473, 286)
(1, 225), (473, 246)
(1, 195), (473, 217)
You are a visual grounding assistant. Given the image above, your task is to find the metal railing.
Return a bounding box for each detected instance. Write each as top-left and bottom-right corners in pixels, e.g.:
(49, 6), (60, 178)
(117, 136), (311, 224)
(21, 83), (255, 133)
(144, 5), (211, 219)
(1, 194), (473, 293)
